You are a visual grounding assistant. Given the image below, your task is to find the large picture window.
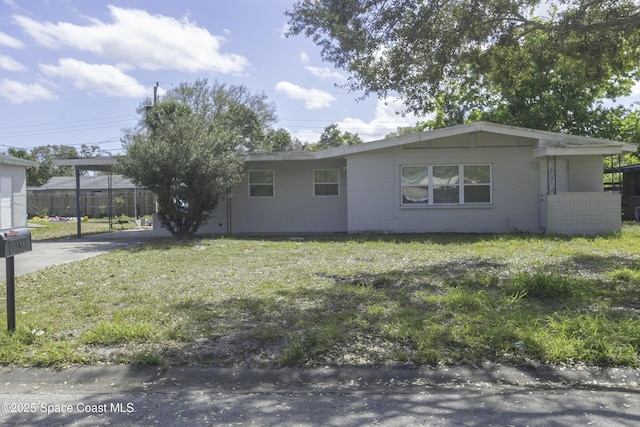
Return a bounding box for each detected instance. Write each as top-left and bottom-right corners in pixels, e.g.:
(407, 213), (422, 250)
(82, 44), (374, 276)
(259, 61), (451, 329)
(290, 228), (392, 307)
(401, 164), (491, 206)
(314, 169), (340, 196)
(248, 170), (274, 197)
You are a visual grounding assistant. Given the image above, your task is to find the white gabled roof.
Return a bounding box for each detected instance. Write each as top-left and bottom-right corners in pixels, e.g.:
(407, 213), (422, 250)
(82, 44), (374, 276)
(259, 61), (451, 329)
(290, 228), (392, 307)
(245, 121), (635, 161)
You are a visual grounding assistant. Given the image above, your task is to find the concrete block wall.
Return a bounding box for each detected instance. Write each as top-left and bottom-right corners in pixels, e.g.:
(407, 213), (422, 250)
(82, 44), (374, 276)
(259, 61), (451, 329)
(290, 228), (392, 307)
(547, 192), (621, 234)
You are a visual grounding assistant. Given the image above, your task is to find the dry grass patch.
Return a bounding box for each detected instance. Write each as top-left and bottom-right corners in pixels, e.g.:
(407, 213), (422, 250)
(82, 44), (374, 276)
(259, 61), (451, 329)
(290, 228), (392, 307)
(1, 226), (640, 368)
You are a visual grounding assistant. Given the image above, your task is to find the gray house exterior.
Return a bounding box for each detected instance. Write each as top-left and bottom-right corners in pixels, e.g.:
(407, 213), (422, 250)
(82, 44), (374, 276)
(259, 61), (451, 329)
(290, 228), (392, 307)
(156, 122), (634, 236)
(0, 154), (37, 228)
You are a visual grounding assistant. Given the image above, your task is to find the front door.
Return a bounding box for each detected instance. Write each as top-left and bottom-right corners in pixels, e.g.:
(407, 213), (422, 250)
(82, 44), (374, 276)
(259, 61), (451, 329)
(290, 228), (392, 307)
(539, 158), (568, 231)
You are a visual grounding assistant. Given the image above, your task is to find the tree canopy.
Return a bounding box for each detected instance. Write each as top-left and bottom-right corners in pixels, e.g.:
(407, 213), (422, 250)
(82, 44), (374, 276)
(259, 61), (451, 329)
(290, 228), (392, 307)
(286, 0), (640, 133)
(120, 79), (277, 238)
(315, 123), (363, 149)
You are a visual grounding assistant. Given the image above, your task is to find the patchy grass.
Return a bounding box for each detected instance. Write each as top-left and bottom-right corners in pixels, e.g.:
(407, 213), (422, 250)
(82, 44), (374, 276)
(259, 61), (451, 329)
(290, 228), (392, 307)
(1, 225), (640, 368)
(28, 218), (137, 240)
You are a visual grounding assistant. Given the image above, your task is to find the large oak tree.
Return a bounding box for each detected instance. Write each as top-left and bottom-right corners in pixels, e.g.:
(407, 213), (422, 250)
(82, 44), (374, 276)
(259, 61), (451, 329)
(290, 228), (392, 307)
(286, 0), (640, 133)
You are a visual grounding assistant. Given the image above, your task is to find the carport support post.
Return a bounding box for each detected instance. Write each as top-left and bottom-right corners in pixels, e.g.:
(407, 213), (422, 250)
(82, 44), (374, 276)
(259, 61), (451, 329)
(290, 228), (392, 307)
(6, 256), (15, 332)
(76, 168), (82, 238)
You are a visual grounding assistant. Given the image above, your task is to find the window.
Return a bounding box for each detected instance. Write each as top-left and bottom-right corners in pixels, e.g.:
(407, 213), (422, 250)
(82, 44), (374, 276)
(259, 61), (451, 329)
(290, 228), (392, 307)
(401, 164), (491, 206)
(463, 165), (491, 203)
(433, 165), (459, 204)
(401, 166), (429, 204)
(314, 169), (340, 196)
(248, 170), (274, 197)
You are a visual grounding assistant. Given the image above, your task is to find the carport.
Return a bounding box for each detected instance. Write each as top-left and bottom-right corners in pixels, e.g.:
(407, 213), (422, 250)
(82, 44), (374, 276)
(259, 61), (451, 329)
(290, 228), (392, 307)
(53, 157), (119, 238)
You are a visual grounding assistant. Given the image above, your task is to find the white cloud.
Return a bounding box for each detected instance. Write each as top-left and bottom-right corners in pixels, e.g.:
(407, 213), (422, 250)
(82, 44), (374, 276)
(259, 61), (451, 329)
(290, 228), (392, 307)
(13, 6), (248, 73)
(0, 79), (57, 104)
(0, 30), (24, 48)
(276, 22), (290, 39)
(337, 97), (423, 141)
(0, 55), (26, 71)
(305, 66), (345, 81)
(291, 128), (322, 145)
(299, 52), (310, 63)
(40, 58), (148, 98)
(275, 81), (335, 110)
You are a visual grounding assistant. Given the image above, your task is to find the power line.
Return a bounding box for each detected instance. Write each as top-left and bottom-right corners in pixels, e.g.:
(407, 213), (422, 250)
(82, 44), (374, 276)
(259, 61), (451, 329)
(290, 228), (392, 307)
(0, 120), (136, 139)
(2, 82), (159, 103)
(0, 114), (135, 131)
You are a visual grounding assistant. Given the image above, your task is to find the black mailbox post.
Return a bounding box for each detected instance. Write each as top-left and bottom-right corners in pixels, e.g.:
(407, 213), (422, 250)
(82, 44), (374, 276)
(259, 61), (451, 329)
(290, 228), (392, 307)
(1, 227), (32, 332)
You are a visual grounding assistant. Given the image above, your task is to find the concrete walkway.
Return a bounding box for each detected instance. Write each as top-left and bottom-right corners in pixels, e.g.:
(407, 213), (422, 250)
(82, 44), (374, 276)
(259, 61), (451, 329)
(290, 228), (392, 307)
(1, 229), (639, 426)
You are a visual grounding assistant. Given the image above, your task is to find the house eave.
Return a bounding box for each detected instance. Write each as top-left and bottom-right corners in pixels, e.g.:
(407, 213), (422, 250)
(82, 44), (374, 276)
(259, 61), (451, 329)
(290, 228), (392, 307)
(0, 155), (38, 168)
(533, 145), (627, 158)
(244, 122), (635, 162)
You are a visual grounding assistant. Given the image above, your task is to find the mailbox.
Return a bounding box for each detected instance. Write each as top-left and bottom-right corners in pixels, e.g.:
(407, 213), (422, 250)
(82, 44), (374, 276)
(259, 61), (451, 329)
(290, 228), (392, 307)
(2, 227), (31, 332)
(0, 227), (32, 258)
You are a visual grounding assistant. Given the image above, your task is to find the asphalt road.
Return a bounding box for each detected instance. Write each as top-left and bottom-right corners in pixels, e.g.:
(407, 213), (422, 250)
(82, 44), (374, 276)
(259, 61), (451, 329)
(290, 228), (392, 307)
(1, 364), (639, 426)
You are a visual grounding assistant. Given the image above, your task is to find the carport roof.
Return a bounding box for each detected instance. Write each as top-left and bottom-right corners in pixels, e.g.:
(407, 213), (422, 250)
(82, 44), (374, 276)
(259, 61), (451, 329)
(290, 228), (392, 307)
(53, 157), (118, 171)
(28, 175), (139, 191)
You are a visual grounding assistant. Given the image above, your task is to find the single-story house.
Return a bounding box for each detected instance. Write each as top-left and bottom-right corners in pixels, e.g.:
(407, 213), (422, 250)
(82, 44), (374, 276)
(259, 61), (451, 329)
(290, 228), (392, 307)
(158, 121), (636, 236)
(0, 154), (38, 228)
(28, 175), (155, 218)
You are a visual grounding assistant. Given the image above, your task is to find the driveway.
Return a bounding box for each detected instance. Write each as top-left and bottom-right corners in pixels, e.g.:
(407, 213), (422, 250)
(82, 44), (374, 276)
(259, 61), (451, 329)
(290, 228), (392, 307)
(0, 229), (166, 278)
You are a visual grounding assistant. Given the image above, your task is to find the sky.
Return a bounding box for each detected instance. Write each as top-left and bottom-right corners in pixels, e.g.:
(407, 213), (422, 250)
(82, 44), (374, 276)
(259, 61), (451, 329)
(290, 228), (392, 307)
(0, 0), (422, 156)
(1, 1), (639, 157)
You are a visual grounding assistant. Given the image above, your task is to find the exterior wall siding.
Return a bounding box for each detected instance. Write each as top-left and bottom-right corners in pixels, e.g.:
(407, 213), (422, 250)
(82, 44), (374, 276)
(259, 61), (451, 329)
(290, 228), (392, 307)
(0, 165), (28, 228)
(547, 192), (621, 234)
(198, 158), (348, 235)
(347, 134), (540, 233)
(566, 156), (604, 192)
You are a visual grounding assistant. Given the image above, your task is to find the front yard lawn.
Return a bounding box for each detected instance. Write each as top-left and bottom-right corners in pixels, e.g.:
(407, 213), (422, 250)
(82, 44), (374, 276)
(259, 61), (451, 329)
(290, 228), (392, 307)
(2, 226), (640, 368)
(28, 218), (136, 240)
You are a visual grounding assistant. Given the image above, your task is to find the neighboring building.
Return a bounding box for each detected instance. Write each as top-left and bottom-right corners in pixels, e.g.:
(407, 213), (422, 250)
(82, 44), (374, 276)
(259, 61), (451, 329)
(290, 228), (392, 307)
(28, 175), (154, 218)
(614, 164), (640, 221)
(0, 154), (37, 228)
(153, 122), (635, 236)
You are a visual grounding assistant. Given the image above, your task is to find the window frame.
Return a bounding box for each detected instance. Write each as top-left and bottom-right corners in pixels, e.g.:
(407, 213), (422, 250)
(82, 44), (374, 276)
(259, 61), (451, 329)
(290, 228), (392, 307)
(248, 170), (275, 198)
(400, 165), (430, 205)
(313, 169), (340, 197)
(400, 164), (492, 206)
(432, 165), (461, 205)
(462, 164), (492, 205)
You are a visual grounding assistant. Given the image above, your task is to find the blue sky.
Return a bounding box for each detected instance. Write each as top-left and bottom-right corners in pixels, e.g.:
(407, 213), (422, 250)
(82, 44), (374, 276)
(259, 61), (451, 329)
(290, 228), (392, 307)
(0, 0), (421, 155)
(1, 1), (638, 156)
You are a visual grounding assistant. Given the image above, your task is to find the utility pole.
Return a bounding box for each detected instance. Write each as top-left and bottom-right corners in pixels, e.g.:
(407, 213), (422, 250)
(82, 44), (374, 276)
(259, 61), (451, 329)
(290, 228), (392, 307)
(145, 82), (159, 116)
(153, 82), (158, 106)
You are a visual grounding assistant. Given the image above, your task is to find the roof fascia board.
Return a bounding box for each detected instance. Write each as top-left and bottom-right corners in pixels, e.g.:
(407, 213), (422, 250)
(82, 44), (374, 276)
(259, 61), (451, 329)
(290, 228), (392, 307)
(53, 157), (118, 170)
(237, 122), (638, 162)
(534, 146), (624, 158)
